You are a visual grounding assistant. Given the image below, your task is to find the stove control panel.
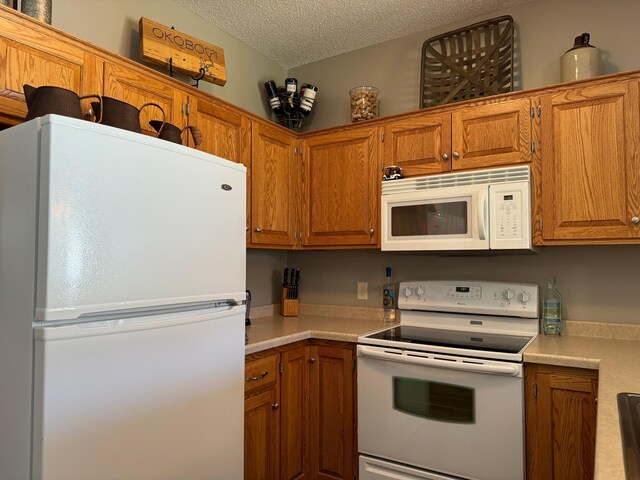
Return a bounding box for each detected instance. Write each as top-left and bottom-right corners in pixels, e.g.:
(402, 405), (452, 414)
(398, 280), (539, 318)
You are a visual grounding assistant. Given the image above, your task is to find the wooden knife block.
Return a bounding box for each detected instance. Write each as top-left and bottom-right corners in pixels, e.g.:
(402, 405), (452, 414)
(280, 288), (299, 317)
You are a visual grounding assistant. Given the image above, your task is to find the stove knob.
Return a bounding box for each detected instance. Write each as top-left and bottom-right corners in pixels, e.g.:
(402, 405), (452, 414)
(403, 286), (413, 298)
(416, 285), (425, 296)
(502, 289), (515, 301)
(518, 291), (531, 304)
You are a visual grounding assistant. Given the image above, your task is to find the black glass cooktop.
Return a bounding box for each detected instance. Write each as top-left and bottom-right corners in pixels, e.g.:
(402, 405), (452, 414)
(364, 325), (532, 354)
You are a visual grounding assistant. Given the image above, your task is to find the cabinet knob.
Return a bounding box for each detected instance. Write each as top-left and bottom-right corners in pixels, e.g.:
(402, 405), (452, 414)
(369, 228), (375, 235)
(452, 151), (460, 160)
(309, 357), (316, 364)
(442, 153), (449, 161)
(254, 227), (262, 232)
(246, 225), (249, 232)
(272, 403), (280, 410)
(632, 217), (640, 225)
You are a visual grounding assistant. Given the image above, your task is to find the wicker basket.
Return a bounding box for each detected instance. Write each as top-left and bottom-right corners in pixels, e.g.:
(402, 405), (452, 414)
(420, 16), (514, 108)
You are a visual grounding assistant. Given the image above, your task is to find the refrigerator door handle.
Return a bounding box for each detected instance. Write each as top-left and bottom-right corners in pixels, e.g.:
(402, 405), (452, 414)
(34, 304), (245, 341)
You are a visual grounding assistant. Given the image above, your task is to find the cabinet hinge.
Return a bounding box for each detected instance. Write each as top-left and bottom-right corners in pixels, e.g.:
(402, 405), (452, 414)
(279, 361), (283, 374)
(531, 141), (536, 153)
(185, 102), (191, 116)
(381, 132), (385, 143)
(533, 383), (538, 399)
(537, 104), (542, 118)
(294, 146), (297, 155)
(352, 358), (356, 371)
(530, 106), (534, 118)
(539, 220), (543, 232)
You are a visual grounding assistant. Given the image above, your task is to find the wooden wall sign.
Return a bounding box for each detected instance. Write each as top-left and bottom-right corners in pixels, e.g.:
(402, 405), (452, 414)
(139, 17), (226, 86)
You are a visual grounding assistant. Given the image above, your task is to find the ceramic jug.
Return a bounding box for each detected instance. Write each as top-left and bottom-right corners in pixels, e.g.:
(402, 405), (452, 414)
(149, 120), (203, 147)
(91, 97), (165, 135)
(561, 33), (600, 82)
(23, 84), (101, 121)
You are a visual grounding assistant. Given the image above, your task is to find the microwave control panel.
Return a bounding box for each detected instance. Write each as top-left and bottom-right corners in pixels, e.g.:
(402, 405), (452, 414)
(489, 181), (532, 249)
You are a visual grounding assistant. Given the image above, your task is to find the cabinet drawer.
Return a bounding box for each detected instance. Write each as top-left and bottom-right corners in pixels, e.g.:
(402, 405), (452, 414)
(245, 354), (278, 394)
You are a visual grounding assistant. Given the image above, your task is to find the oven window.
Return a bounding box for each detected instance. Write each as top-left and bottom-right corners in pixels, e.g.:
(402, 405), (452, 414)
(393, 377), (475, 424)
(391, 202), (467, 237)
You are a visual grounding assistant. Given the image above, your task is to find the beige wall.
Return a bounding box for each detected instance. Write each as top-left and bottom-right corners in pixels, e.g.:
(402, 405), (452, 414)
(52, 0), (285, 117)
(289, 246), (640, 324)
(247, 249), (288, 306)
(290, 0), (640, 130)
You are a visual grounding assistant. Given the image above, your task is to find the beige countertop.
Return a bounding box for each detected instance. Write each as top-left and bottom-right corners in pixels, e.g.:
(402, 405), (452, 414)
(247, 307), (639, 480)
(245, 313), (397, 354)
(525, 333), (640, 480)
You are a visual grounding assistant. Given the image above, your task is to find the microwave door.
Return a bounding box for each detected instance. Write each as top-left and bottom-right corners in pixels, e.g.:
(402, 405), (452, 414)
(382, 184), (489, 251)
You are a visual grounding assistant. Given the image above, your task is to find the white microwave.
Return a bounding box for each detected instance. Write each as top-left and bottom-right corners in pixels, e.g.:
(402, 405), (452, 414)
(381, 166), (535, 252)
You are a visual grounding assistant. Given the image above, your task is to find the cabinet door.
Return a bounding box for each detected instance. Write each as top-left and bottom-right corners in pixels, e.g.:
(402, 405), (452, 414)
(525, 364), (598, 480)
(103, 62), (183, 137)
(539, 80), (640, 241)
(0, 19), (95, 123)
(382, 113), (452, 176)
(301, 127), (380, 247)
(251, 122), (298, 247)
(451, 98), (532, 170)
(280, 346), (310, 480)
(245, 386), (280, 480)
(309, 345), (355, 480)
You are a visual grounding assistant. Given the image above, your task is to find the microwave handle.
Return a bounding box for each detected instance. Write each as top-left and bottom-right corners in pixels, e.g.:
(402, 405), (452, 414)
(477, 190), (488, 241)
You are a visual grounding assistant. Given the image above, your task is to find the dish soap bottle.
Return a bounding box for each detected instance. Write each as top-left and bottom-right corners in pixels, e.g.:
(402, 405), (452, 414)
(542, 276), (563, 335)
(383, 267), (396, 322)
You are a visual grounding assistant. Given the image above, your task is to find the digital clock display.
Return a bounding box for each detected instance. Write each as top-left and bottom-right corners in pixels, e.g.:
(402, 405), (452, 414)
(503, 194), (514, 200)
(456, 287), (470, 293)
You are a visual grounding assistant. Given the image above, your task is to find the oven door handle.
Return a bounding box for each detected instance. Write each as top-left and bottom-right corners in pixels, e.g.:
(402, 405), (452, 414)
(358, 345), (521, 377)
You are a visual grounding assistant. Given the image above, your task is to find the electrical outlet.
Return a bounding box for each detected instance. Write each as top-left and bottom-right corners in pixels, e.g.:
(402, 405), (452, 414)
(357, 282), (368, 300)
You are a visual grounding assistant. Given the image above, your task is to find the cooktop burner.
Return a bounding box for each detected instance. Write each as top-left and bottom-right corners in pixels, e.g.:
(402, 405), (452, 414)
(363, 325), (533, 355)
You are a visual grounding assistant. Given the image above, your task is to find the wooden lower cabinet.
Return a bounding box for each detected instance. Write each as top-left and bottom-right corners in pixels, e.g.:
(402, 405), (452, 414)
(245, 341), (356, 480)
(525, 363), (598, 480)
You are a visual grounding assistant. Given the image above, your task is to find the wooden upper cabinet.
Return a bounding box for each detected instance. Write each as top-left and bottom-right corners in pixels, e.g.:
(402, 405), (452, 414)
(451, 98), (532, 170)
(0, 18), (96, 123)
(382, 113), (452, 176)
(381, 99), (531, 178)
(251, 122), (298, 247)
(539, 80), (640, 241)
(102, 62), (183, 136)
(189, 99), (251, 167)
(301, 127), (380, 247)
(526, 364), (598, 480)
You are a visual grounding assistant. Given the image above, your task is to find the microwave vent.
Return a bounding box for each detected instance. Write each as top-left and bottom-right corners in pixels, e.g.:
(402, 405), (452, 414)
(381, 166), (530, 195)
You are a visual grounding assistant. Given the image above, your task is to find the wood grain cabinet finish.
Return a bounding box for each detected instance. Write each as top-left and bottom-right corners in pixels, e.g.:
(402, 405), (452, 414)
(301, 127), (380, 247)
(244, 342), (356, 480)
(309, 345), (355, 480)
(538, 80), (640, 242)
(381, 113), (452, 176)
(102, 62), (184, 137)
(525, 363), (598, 480)
(0, 13), (98, 124)
(381, 99), (531, 178)
(245, 354), (280, 480)
(250, 122), (298, 247)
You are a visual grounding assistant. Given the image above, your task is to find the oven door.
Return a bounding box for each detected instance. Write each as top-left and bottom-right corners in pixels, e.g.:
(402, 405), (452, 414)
(381, 184), (489, 251)
(357, 345), (524, 480)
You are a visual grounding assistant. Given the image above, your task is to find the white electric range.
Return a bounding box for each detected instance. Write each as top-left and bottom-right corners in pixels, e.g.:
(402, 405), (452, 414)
(357, 280), (539, 480)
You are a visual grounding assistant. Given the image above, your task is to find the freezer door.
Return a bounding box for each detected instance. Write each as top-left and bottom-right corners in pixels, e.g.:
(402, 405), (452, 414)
(36, 116), (246, 322)
(31, 305), (244, 480)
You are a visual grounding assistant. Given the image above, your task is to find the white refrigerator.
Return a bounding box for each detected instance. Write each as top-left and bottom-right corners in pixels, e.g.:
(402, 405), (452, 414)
(0, 115), (246, 479)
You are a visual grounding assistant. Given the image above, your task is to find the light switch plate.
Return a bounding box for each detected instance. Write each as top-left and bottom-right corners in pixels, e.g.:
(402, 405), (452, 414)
(357, 282), (368, 300)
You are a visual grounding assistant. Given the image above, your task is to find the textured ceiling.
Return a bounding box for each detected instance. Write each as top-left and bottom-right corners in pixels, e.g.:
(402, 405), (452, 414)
(175, 0), (533, 68)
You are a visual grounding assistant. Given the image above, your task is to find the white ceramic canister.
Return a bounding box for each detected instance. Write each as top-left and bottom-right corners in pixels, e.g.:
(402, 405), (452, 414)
(561, 33), (600, 82)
